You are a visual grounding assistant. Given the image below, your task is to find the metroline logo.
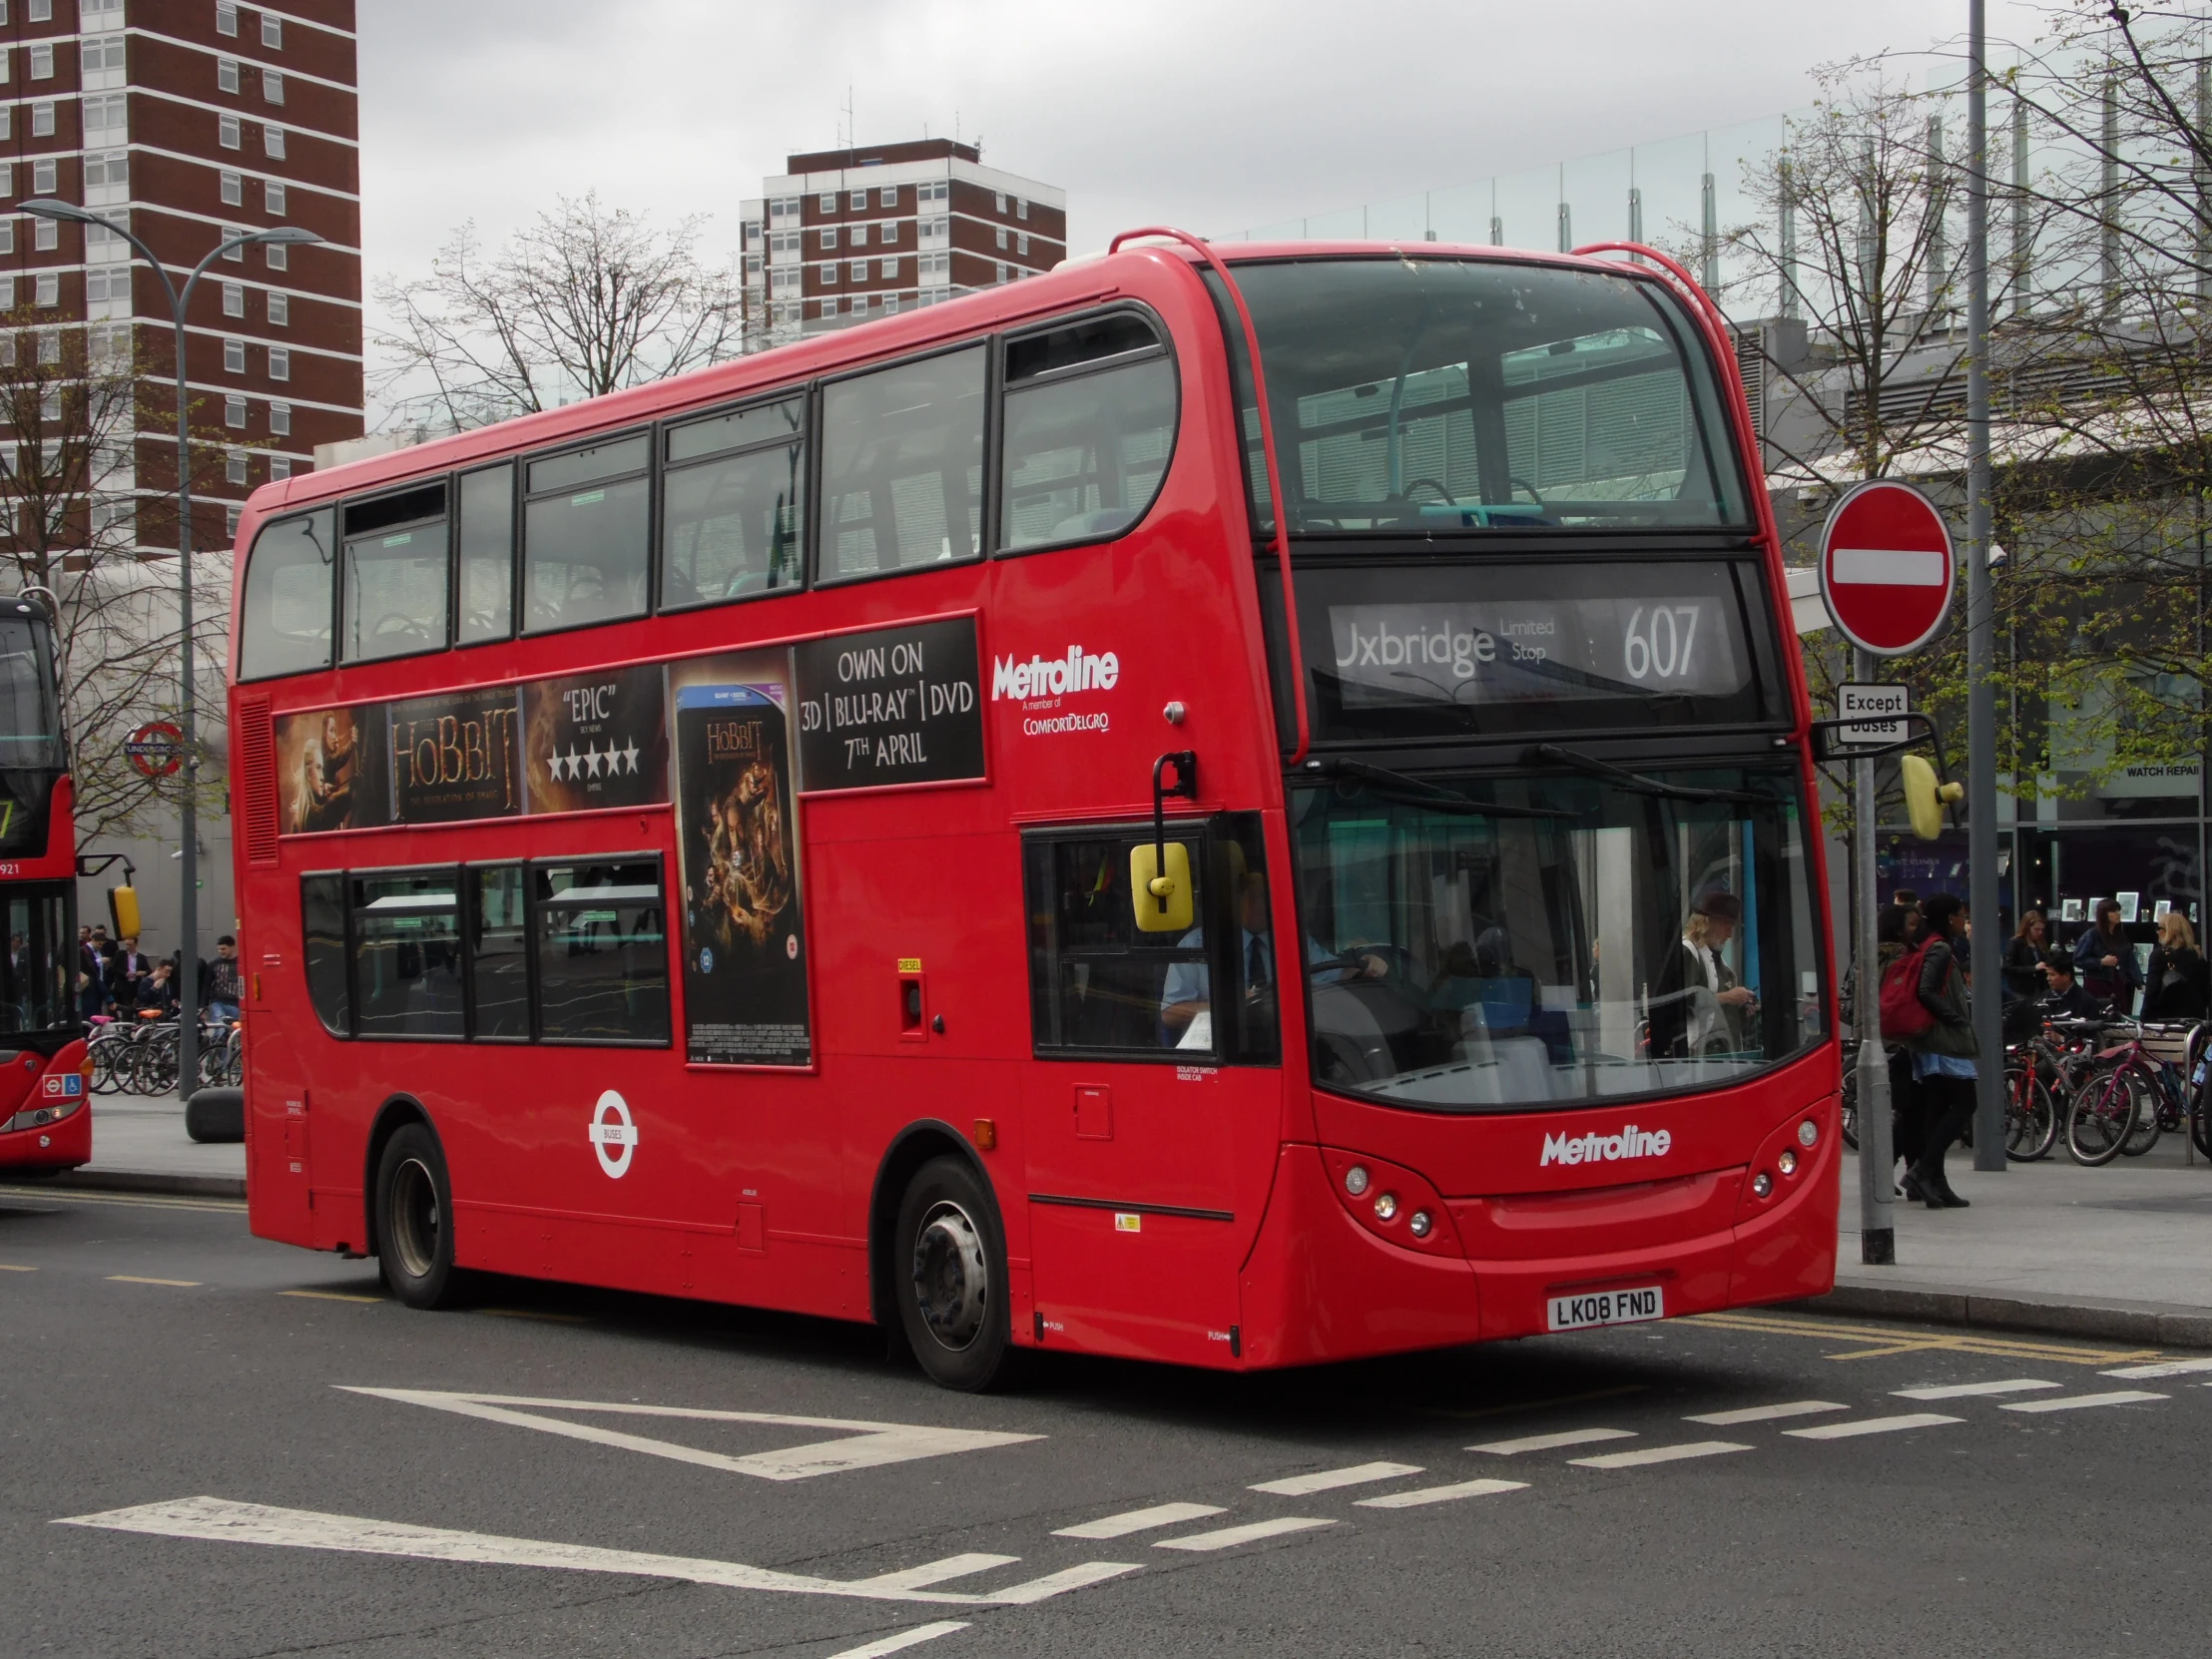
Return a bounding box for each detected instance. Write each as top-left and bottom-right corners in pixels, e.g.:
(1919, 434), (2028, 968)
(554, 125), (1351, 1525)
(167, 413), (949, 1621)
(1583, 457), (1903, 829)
(991, 645), (1119, 701)
(1539, 1125), (1672, 1168)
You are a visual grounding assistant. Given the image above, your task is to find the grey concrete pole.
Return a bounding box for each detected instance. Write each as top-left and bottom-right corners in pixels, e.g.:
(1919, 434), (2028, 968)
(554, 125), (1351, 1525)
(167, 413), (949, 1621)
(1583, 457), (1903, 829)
(1855, 646), (1897, 1263)
(1966, 0), (2006, 1169)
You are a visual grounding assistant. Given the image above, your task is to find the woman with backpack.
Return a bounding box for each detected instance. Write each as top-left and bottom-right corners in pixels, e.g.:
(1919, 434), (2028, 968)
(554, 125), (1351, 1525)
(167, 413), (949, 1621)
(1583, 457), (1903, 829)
(1895, 893), (1976, 1209)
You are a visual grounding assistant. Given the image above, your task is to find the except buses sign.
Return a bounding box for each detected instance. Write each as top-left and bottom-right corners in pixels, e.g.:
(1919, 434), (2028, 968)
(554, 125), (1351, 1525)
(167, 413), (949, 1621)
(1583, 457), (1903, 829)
(1816, 479), (1956, 657)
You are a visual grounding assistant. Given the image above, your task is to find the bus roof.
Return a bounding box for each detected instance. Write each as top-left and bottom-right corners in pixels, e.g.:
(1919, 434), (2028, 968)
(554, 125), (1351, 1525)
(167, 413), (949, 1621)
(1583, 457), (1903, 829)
(245, 239), (1687, 525)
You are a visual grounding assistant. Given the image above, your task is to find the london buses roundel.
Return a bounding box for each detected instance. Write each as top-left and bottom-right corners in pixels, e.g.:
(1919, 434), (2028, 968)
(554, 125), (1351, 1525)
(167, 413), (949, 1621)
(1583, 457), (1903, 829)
(1817, 479), (1956, 657)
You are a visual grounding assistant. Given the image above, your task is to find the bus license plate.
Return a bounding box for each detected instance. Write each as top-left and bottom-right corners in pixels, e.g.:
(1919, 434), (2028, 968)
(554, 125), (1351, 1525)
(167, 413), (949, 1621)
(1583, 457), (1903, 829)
(1547, 1285), (1664, 1333)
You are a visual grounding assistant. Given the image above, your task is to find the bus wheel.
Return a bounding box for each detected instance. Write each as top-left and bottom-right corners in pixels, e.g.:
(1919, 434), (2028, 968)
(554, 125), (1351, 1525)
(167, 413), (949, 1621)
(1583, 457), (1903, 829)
(374, 1124), (460, 1310)
(895, 1156), (1013, 1391)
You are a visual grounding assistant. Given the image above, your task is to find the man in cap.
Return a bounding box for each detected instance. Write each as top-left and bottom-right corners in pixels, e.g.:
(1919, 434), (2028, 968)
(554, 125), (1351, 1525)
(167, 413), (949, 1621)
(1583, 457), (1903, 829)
(1674, 886), (1756, 1053)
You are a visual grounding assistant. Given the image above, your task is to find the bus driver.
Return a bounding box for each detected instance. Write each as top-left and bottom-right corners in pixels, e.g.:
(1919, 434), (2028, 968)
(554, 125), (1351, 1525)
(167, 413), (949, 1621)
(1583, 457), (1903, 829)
(1159, 872), (1386, 1047)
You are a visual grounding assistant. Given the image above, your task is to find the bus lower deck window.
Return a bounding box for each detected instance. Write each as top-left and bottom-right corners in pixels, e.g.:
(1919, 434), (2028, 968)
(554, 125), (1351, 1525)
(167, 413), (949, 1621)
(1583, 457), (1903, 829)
(351, 870), (464, 1038)
(533, 861), (670, 1043)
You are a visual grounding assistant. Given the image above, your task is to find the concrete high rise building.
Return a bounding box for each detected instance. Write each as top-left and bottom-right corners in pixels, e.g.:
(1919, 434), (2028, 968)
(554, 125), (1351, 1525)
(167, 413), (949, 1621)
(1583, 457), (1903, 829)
(741, 138), (1066, 347)
(2, 0), (363, 552)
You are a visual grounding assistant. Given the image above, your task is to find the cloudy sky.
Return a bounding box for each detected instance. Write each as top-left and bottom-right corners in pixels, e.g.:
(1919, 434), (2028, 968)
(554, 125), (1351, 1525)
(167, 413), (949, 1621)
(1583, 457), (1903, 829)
(356, 0), (2054, 349)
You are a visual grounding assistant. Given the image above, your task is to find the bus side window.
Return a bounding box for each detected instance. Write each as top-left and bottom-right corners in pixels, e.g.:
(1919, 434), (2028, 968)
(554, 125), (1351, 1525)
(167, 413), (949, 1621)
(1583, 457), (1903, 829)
(661, 396), (805, 609)
(468, 864), (529, 1039)
(299, 871), (350, 1036)
(522, 435), (651, 634)
(456, 462), (515, 645)
(240, 509), (334, 680)
(532, 859), (670, 1044)
(1022, 832), (1210, 1057)
(351, 869), (464, 1039)
(819, 343), (987, 581)
(340, 483), (449, 663)
(1000, 312), (1177, 552)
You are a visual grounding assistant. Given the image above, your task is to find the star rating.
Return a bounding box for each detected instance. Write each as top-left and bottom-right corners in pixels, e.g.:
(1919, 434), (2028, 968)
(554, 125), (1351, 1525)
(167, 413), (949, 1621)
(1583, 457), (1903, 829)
(547, 737), (644, 783)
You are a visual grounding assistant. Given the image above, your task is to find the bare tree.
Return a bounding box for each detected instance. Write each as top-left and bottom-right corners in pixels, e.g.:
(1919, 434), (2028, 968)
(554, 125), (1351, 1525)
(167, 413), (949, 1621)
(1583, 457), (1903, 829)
(0, 314), (228, 843)
(372, 193), (743, 431)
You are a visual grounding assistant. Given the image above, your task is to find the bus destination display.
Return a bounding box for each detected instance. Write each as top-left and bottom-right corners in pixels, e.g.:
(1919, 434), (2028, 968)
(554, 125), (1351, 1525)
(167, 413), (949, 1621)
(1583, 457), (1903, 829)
(1325, 591), (1748, 710)
(794, 616), (985, 793)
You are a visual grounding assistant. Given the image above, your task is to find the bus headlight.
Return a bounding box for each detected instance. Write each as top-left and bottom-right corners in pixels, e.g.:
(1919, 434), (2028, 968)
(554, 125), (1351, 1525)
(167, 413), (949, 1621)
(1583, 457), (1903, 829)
(4, 1099), (81, 1133)
(1344, 1165), (1371, 1197)
(1407, 1210), (1432, 1238)
(1778, 1149), (1799, 1176)
(1752, 1171), (1773, 1198)
(1373, 1192), (1398, 1222)
(1798, 1119), (1819, 1148)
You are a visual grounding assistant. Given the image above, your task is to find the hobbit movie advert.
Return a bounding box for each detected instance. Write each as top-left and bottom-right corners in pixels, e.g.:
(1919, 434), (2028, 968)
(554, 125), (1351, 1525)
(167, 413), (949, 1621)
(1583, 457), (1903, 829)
(275, 705), (389, 833)
(668, 651), (811, 1067)
(524, 664), (669, 816)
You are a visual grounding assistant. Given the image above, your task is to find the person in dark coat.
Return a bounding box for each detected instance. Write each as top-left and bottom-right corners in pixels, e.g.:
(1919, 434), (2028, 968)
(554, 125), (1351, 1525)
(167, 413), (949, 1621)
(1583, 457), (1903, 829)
(2002, 909), (2048, 1002)
(2072, 898), (2142, 1011)
(2142, 911), (2210, 1021)
(1903, 893), (1976, 1210)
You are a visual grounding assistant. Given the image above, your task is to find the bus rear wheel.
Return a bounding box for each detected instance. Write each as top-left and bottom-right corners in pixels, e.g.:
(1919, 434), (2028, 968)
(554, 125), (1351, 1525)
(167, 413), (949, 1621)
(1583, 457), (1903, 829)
(895, 1155), (1014, 1391)
(375, 1123), (461, 1310)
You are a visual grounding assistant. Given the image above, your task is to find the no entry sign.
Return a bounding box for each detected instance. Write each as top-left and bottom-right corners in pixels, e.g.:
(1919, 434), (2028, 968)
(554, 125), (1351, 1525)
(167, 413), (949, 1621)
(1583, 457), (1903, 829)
(1817, 479), (1955, 657)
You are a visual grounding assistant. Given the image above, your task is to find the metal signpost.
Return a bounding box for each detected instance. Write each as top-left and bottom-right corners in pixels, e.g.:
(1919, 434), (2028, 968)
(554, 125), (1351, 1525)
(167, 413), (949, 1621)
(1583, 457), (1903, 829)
(1819, 479), (1958, 1265)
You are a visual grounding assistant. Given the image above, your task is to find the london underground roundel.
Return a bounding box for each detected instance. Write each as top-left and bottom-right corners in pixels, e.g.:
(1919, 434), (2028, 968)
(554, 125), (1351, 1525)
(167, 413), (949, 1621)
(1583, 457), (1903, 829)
(1817, 479), (1956, 657)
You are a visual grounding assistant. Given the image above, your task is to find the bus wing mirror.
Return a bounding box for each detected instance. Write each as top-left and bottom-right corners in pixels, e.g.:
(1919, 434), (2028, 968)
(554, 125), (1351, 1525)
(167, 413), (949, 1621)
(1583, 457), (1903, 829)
(1130, 841), (1194, 933)
(109, 884), (141, 938)
(1901, 754), (1963, 840)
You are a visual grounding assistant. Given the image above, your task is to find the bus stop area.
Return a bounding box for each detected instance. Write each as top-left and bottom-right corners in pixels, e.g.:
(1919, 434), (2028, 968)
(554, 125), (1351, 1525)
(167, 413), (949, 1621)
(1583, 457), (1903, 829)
(52, 1093), (2212, 1347)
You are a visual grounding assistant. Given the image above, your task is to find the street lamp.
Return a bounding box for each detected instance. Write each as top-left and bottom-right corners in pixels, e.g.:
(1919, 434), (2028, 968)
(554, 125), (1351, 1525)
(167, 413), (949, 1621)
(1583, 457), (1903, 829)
(22, 200), (323, 1101)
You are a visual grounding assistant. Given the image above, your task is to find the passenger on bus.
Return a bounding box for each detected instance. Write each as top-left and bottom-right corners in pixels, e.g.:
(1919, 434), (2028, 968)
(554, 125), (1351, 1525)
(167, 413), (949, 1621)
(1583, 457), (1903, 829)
(1159, 872), (1383, 1046)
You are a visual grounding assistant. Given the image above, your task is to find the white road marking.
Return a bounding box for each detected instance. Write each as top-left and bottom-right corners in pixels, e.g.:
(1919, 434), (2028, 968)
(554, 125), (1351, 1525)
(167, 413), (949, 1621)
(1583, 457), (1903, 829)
(55, 1497), (1137, 1606)
(2101, 1359), (2212, 1380)
(2000, 1390), (2168, 1414)
(1153, 1517), (1337, 1552)
(1354, 1478), (1527, 1509)
(1568, 1440), (1752, 1469)
(990, 1561), (1149, 1604)
(338, 1387), (1039, 1481)
(1784, 1413), (1962, 1439)
(826, 1622), (969, 1657)
(1469, 1427), (1636, 1455)
(1685, 1400), (1848, 1425)
(1893, 1380), (2061, 1399)
(1248, 1461), (1422, 1496)
(855, 1554), (1018, 1591)
(1053, 1502), (1226, 1539)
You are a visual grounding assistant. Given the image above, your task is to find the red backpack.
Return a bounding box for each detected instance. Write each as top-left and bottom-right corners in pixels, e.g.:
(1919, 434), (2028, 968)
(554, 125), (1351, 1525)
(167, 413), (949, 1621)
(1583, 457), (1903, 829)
(1878, 939), (1937, 1039)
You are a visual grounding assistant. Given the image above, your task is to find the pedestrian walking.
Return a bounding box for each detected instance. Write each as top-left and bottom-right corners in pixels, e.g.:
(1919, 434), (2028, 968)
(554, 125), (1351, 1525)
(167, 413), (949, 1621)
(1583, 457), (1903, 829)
(2141, 911), (2210, 1021)
(1902, 893), (1975, 1210)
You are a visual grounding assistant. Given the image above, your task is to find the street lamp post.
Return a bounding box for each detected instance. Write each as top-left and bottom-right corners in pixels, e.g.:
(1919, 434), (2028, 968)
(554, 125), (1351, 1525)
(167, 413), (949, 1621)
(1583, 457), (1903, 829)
(22, 200), (322, 1101)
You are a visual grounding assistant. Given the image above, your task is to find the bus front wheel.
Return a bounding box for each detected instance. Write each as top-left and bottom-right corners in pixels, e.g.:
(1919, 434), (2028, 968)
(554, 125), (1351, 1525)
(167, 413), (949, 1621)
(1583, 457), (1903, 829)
(895, 1156), (1014, 1391)
(374, 1123), (461, 1310)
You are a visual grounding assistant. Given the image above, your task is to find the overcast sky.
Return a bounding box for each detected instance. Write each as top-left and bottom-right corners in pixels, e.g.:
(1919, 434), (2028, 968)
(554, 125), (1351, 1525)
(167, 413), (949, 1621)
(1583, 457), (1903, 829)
(357, 0), (2053, 357)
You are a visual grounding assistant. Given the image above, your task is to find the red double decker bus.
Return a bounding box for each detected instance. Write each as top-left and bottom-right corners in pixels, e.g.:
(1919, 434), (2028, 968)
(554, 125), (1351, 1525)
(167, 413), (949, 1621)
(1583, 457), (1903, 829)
(0, 595), (92, 1177)
(228, 234), (1836, 1387)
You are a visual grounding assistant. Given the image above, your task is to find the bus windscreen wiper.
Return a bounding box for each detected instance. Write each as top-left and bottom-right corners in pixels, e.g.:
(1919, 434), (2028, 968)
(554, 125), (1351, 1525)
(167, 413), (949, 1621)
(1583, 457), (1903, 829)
(1309, 758), (1577, 819)
(1524, 744), (1770, 806)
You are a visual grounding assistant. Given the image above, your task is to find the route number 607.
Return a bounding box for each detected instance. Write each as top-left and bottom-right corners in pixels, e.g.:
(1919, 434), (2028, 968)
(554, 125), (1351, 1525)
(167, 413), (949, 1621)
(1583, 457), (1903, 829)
(1623, 605), (1701, 682)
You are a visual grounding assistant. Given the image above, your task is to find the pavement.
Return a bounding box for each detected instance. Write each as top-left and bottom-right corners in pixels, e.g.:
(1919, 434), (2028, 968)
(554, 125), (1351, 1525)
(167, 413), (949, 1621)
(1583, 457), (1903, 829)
(56, 1091), (2212, 1346)
(4, 1181), (2209, 1658)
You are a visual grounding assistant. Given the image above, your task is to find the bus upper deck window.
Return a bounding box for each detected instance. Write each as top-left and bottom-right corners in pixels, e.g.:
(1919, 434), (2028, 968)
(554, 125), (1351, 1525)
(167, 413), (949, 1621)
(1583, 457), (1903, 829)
(240, 508), (333, 680)
(456, 463), (515, 645)
(1001, 311), (1176, 553)
(340, 482), (448, 663)
(522, 434), (650, 634)
(661, 396), (805, 609)
(819, 344), (986, 581)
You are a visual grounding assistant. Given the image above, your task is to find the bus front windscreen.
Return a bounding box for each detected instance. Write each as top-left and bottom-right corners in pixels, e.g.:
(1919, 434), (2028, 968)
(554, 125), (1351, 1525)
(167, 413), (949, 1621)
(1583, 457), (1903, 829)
(1218, 257), (1750, 535)
(0, 615), (61, 773)
(1291, 762), (1823, 1112)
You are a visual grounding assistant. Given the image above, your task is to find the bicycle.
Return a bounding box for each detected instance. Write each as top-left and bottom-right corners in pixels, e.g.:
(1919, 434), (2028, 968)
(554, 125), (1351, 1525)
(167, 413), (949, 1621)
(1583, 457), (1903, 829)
(2063, 1023), (2153, 1166)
